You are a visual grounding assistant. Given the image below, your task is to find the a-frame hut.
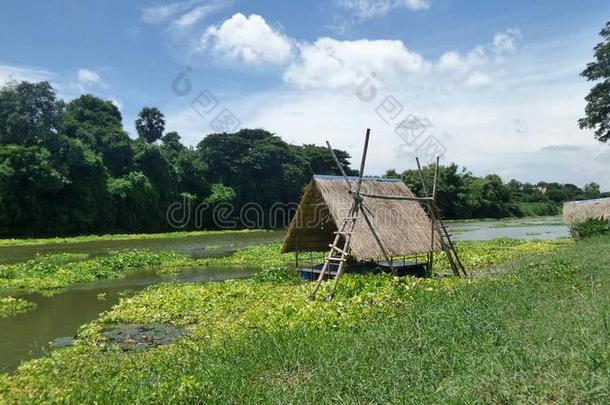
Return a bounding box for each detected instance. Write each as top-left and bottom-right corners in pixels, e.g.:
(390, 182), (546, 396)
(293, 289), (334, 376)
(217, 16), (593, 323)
(282, 175), (445, 279)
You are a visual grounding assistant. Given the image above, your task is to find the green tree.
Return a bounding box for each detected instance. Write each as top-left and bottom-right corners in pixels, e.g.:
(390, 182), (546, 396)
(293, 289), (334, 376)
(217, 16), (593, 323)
(133, 141), (174, 211)
(107, 171), (159, 231)
(0, 145), (65, 234)
(135, 107), (165, 144)
(0, 81), (63, 147)
(62, 95), (133, 177)
(160, 131), (186, 159)
(301, 144), (357, 176)
(583, 182), (601, 198)
(579, 21), (610, 143)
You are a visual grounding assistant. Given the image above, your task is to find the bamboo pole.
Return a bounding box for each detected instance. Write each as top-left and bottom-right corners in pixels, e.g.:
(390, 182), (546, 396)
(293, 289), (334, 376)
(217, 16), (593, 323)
(326, 141), (352, 192)
(355, 129), (370, 197)
(357, 192), (434, 202)
(415, 157), (429, 197)
(429, 156), (439, 276)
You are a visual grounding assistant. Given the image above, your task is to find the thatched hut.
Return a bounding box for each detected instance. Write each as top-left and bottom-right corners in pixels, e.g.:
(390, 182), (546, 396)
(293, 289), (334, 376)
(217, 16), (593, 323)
(282, 175), (443, 278)
(563, 197), (610, 225)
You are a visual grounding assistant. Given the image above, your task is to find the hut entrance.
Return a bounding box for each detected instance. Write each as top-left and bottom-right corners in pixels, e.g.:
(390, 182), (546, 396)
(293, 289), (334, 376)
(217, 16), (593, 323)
(281, 129), (467, 301)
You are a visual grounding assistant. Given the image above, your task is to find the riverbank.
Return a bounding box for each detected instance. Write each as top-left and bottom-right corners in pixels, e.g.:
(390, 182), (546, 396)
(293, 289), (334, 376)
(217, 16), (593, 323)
(3, 236), (607, 402)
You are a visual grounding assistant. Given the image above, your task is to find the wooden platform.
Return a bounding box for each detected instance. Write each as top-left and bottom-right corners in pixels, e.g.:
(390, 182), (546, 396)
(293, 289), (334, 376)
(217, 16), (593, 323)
(298, 260), (428, 281)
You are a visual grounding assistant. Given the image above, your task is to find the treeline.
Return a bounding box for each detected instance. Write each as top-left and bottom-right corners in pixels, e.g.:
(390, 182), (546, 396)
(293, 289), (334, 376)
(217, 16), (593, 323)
(386, 165), (607, 220)
(0, 81), (352, 236)
(0, 81), (606, 236)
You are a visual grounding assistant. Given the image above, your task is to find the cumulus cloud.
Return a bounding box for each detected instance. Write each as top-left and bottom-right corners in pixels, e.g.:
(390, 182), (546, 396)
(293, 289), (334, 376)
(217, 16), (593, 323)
(336, 0), (431, 20)
(77, 68), (101, 86)
(281, 29), (519, 90)
(434, 30), (522, 89)
(202, 13), (293, 65)
(283, 38), (428, 88)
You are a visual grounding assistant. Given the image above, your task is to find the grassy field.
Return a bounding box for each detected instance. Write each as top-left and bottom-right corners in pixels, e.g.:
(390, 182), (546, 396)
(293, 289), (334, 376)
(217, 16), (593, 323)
(1, 235), (608, 402)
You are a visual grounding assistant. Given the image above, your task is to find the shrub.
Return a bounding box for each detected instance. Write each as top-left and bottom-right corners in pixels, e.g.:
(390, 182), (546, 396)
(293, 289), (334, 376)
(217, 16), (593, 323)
(569, 217), (609, 239)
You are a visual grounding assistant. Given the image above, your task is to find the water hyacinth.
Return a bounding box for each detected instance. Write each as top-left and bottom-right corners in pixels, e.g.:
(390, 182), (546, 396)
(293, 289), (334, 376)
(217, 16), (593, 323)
(0, 296), (36, 317)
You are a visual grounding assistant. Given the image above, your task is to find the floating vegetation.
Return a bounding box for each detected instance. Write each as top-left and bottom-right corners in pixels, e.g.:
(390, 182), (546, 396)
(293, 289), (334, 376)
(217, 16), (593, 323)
(0, 297), (36, 318)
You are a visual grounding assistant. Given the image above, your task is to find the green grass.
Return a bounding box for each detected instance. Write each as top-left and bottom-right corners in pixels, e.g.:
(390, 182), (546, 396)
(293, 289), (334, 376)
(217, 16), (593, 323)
(2, 236), (607, 402)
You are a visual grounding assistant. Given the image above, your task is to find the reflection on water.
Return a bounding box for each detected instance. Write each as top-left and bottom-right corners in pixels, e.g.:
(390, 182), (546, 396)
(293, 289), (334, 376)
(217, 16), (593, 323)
(0, 266), (256, 372)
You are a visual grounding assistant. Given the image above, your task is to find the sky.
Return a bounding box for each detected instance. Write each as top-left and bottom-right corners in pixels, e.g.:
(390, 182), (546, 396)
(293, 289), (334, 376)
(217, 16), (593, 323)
(1, 0), (609, 189)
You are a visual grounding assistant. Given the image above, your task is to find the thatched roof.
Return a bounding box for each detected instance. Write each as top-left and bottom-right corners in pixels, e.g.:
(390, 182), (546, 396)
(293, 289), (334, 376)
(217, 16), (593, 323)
(563, 197), (610, 225)
(281, 175), (443, 261)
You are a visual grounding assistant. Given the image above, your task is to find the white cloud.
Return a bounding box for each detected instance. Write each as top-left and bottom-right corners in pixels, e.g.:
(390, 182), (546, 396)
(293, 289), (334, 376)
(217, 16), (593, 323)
(284, 38), (428, 89)
(142, 0), (231, 33)
(77, 68), (101, 86)
(283, 30), (517, 91)
(0, 63), (55, 85)
(493, 28), (521, 54)
(336, 0), (431, 20)
(141, 0), (199, 24)
(171, 4), (219, 29)
(202, 13), (293, 65)
(463, 71), (491, 89)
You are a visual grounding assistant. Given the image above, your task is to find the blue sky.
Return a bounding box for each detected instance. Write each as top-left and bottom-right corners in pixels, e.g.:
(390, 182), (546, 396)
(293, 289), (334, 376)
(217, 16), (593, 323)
(1, 0), (610, 188)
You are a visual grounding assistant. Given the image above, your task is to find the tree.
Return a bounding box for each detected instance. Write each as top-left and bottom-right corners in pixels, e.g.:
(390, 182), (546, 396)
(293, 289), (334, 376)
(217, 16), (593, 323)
(583, 182), (601, 198)
(0, 145), (65, 234)
(579, 21), (610, 143)
(197, 129), (315, 226)
(301, 144), (357, 176)
(107, 171), (159, 231)
(62, 94), (133, 176)
(135, 107), (165, 144)
(161, 131), (186, 156)
(0, 81), (63, 147)
(133, 141), (174, 210)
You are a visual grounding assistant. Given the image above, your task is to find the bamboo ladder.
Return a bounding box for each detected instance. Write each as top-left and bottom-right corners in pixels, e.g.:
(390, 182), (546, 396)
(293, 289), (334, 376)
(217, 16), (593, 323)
(308, 204), (359, 300)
